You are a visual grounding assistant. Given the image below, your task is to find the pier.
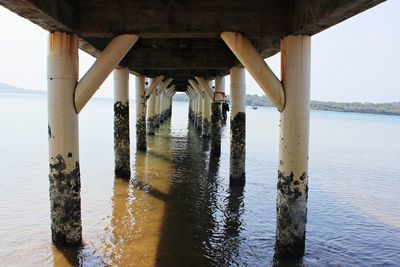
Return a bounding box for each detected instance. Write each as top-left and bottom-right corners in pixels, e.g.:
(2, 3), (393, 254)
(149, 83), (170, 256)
(0, 0), (385, 261)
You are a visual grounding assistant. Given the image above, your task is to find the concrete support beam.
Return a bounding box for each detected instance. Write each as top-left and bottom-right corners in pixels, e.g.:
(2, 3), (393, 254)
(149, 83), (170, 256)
(211, 76), (224, 156)
(113, 68), (130, 178)
(74, 34), (139, 113)
(201, 80), (212, 138)
(275, 35), (311, 259)
(230, 67), (246, 186)
(221, 32), (285, 111)
(135, 75), (147, 151)
(156, 78), (173, 96)
(195, 76), (214, 100)
(145, 76), (164, 98)
(47, 32), (81, 245)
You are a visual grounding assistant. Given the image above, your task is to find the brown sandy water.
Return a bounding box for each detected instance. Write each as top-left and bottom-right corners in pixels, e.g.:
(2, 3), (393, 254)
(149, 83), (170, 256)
(1, 94), (400, 266)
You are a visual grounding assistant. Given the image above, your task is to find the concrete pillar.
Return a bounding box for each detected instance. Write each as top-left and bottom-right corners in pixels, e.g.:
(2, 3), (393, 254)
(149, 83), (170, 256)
(275, 35), (311, 259)
(113, 68), (131, 178)
(135, 75), (147, 151)
(155, 93), (160, 128)
(159, 91), (165, 122)
(229, 67), (246, 186)
(202, 81), (212, 138)
(147, 79), (157, 135)
(211, 76), (224, 156)
(197, 92), (203, 130)
(47, 32), (81, 245)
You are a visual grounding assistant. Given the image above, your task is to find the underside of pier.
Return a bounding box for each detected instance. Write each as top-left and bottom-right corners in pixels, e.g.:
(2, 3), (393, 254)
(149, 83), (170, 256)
(0, 0), (384, 91)
(0, 0), (385, 261)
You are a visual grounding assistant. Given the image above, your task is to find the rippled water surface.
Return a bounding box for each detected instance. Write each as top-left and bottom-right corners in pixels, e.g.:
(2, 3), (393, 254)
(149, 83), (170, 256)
(0, 94), (399, 266)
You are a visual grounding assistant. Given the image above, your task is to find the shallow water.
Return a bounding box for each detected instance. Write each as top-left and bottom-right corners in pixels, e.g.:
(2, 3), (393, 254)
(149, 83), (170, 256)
(0, 94), (399, 266)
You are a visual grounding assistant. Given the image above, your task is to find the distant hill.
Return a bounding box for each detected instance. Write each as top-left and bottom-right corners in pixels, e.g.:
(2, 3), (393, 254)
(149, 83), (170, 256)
(175, 93), (400, 116)
(0, 82), (45, 95)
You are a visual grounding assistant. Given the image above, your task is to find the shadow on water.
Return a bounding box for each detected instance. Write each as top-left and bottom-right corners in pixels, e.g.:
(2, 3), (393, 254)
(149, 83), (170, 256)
(101, 114), (306, 266)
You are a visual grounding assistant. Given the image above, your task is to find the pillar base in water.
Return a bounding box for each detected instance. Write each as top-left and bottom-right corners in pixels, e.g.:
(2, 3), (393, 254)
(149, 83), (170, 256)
(147, 116), (156, 135)
(196, 115), (203, 131)
(136, 116), (147, 151)
(49, 155), (82, 246)
(210, 102), (221, 156)
(275, 171), (308, 259)
(114, 101), (130, 179)
(202, 118), (211, 138)
(229, 112), (246, 186)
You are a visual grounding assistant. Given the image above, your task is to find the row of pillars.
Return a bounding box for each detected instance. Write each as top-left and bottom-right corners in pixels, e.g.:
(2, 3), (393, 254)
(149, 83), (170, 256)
(115, 71), (175, 178)
(47, 31), (310, 260)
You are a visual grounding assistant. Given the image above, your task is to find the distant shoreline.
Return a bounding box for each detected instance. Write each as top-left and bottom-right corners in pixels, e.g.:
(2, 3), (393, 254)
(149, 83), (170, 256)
(174, 94), (400, 116)
(2, 82), (399, 117)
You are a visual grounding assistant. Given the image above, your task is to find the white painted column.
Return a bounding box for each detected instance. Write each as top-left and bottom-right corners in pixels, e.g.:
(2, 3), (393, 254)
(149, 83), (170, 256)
(211, 76), (225, 155)
(135, 75), (147, 151)
(147, 78), (157, 135)
(47, 32), (81, 245)
(197, 90), (203, 130)
(275, 35), (311, 259)
(229, 67), (246, 185)
(202, 80), (212, 138)
(155, 92), (160, 128)
(113, 68), (130, 178)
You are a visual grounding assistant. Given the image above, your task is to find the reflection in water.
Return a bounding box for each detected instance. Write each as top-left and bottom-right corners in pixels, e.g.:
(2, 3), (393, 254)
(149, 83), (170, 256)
(2, 97), (400, 266)
(98, 118), (248, 266)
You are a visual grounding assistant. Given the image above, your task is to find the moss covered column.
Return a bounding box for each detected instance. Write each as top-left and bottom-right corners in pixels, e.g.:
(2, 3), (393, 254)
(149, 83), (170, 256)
(113, 68), (131, 178)
(229, 67), (246, 185)
(211, 76), (225, 156)
(275, 35), (311, 259)
(47, 32), (82, 245)
(135, 75), (147, 151)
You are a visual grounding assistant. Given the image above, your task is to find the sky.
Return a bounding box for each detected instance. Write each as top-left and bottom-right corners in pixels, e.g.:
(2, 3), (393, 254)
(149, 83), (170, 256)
(0, 1), (399, 103)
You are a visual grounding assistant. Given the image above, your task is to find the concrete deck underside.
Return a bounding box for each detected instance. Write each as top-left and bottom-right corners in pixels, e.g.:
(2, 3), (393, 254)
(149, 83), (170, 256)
(0, 0), (384, 91)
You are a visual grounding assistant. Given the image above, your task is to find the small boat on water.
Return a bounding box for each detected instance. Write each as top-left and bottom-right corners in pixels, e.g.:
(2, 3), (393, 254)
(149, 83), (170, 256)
(252, 106), (258, 110)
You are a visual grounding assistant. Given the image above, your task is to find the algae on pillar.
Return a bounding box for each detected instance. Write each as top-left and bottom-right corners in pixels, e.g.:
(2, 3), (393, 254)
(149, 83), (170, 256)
(229, 67), (246, 186)
(202, 80), (212, 138)
(275, 35), (311, 259)
(113, 68), (131, 178)
(211, 76), (225, 156)
(47, 32), (82, 245)
(147, 78), (157, 135)
(135, 75), (147, 151)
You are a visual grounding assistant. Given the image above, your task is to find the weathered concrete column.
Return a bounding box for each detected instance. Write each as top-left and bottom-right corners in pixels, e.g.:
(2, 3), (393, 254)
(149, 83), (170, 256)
(155, 93), (161, 128)
(147, 79), (157, 135)
(275, 35), (311, 259)
(47, 32), (81, 245)
(135, 75), (147, 151)
(197, 91), (203, 130)
(211, 76), (224, 156)
(159, 91), (165, 122)
(202, 80), (212, 138)
(113, 68), (131, 178)
(230, 67), (246, 186)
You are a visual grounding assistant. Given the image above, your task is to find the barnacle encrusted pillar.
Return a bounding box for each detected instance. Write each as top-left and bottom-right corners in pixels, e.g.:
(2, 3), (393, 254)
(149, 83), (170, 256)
(135, 75), (147, 151)
(113, 68), (130, 178)
(47, 32), (81, 245)
(229, 67), (246, 186)
(211, 76), (225, 156)
(155, 92), (161, 128)
(147, 78), (157, 135)
(275, 35), (311, 259)
(202, 80), (212, 138)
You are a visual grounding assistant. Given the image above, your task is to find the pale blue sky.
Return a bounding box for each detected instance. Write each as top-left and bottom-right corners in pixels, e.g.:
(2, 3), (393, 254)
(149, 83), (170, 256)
(0, 1), (399, 102)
